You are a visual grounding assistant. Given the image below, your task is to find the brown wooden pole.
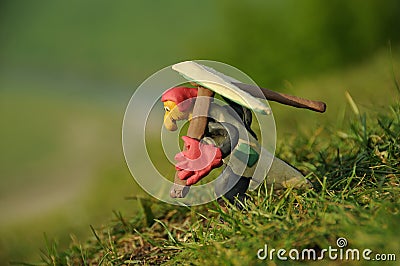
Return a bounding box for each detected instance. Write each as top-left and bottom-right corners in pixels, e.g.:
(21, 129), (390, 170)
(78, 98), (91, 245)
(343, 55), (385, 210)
(170, 87), (214, 198)
(232, 82), (326, 113)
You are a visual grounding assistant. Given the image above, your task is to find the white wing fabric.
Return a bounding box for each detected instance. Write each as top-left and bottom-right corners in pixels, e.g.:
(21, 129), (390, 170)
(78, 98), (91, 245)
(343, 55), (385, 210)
(172, 61), (271, 115)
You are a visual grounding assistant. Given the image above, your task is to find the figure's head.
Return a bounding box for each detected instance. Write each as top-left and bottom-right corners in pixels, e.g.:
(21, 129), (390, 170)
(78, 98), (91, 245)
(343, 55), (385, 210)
(161, 86), (198, 131)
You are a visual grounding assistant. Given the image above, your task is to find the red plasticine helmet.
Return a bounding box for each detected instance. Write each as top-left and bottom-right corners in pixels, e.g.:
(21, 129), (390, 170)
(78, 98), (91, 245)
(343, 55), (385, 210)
(161, 87), (198, 111)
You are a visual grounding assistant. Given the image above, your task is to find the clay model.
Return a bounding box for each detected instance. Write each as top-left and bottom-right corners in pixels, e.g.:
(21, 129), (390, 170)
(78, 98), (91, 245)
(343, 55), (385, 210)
(162, 61), (326, 204)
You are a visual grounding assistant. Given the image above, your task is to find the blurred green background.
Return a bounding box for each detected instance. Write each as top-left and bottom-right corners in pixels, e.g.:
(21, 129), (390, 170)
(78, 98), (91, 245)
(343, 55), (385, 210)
(0, 0), (399, 263)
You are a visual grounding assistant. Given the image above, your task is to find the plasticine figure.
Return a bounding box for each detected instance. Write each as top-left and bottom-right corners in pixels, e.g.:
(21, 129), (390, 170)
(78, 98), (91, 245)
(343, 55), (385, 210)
(162, 86), (310, 204)
(162, 61), (325, 204)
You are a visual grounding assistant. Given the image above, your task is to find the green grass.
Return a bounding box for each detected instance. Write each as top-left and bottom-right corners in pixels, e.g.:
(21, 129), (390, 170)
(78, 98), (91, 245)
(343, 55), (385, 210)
(19, 98), (399, 265)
